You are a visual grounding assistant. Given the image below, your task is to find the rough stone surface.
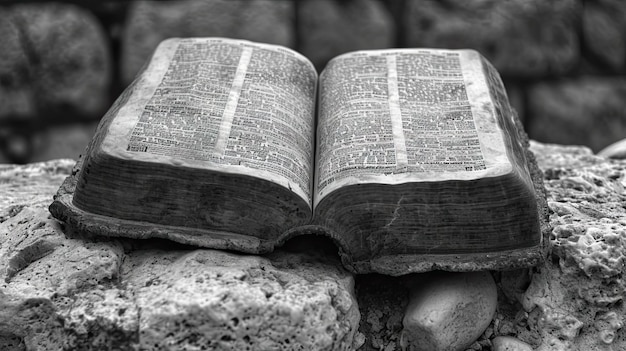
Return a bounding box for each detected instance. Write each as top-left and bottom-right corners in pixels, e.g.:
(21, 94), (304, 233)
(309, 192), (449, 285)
(3, 141), (626, 350)
(528, 78), (626, 152)
(298, 0), (394, 70)
(404, 0), (580, 78)
(529, 141), (598, 170)
(126, 249), (361, 351)
(0, 161), (361, 350)
(583, 0), (626, 71)
(495, 142), (626, 351)
(0, 207), (126, 350)
(492, 336), (533, 351)
(1, 3), (111, 118)
(0, 159), (75, 219)
(121, 0), (293, 84)
(401, 271), (498, 351)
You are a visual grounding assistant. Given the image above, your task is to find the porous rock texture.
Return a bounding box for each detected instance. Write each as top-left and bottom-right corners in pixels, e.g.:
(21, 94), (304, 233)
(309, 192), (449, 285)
(494, 141), (626, 351)
(357, 141), (626, 351)
(0, 161), (361, 350)
(2, 140), (626, 350)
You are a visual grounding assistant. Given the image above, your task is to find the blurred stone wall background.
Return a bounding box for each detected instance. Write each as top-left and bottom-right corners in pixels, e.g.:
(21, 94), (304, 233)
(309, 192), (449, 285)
(0, 0), (624, 163)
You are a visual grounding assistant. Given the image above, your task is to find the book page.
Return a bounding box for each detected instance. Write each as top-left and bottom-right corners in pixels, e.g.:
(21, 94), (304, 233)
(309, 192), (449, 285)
(102, 38), (317, 204)
(315, 49), (512, 206)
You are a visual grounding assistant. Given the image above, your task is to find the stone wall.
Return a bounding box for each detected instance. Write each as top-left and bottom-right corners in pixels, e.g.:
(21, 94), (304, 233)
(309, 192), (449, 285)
(1, 0), (625, 163)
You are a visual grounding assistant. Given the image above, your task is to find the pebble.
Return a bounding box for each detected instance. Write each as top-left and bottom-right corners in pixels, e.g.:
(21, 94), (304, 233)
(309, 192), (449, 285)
(597, 138), (626, 159)
(401, 271), (497, 351)
(492, 336), (534, 351)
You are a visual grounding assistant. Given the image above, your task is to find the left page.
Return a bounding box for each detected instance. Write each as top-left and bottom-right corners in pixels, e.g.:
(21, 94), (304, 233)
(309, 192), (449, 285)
(104, 37), (317, 204)
(50, 38), (317, 253)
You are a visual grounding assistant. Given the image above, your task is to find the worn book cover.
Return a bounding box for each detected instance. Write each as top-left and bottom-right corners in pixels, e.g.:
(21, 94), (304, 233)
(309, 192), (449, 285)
(50, 38), (547, 275)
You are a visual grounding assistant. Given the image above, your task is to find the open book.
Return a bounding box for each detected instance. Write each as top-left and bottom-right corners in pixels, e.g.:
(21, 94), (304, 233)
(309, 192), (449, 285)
(50, 38), (543, 275)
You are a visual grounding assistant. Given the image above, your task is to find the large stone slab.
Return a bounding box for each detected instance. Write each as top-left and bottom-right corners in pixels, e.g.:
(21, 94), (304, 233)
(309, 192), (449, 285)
(126, 248), (361, 351)
(0, 161), (361, 350)
(3, 140), (626, 350)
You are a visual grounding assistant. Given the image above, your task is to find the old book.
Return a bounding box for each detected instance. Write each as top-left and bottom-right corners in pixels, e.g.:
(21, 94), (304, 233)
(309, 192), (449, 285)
(50, 38), (544, 275)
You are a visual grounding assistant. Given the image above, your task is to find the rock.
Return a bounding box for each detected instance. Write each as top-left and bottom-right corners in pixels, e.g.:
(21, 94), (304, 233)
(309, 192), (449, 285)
(9, 3), (112, 117)
(298, 0), (394, 70)
(121, 0), (293, 84)
(126, 249), (360, 350)
(528, 140), (599, 170)
(582, 0), (626, 71)
(494, 142), (626, 351)
(527, 78), (626, 152)
(404, 0), (579, 78)
(598, 138), (626, 159)
(401, 271), (497, 351)
(492, 336), (534, 351)
(0, 160), (361, 350)
(5, 145), (626, 350)
(0, 159), (75, 217)
(0, 207), (127, 350)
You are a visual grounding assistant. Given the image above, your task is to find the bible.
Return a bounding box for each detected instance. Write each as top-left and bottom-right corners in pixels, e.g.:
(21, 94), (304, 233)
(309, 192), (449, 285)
(50, 38), (544, 275)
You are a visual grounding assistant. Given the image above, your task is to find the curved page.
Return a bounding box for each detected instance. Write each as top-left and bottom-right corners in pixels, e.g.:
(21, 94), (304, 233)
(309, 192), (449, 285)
(315, 49), (520, 207)
(103, 38), (316, 205)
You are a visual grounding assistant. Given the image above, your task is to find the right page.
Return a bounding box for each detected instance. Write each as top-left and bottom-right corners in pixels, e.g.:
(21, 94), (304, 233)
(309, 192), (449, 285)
(314, 49), (543, 274)
(316, 49), (516, 203)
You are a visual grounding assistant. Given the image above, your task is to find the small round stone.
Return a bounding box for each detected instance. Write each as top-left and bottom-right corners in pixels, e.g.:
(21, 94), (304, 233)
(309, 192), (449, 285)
(402, 271), (497, 351)
(492, 335), (534, 351)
